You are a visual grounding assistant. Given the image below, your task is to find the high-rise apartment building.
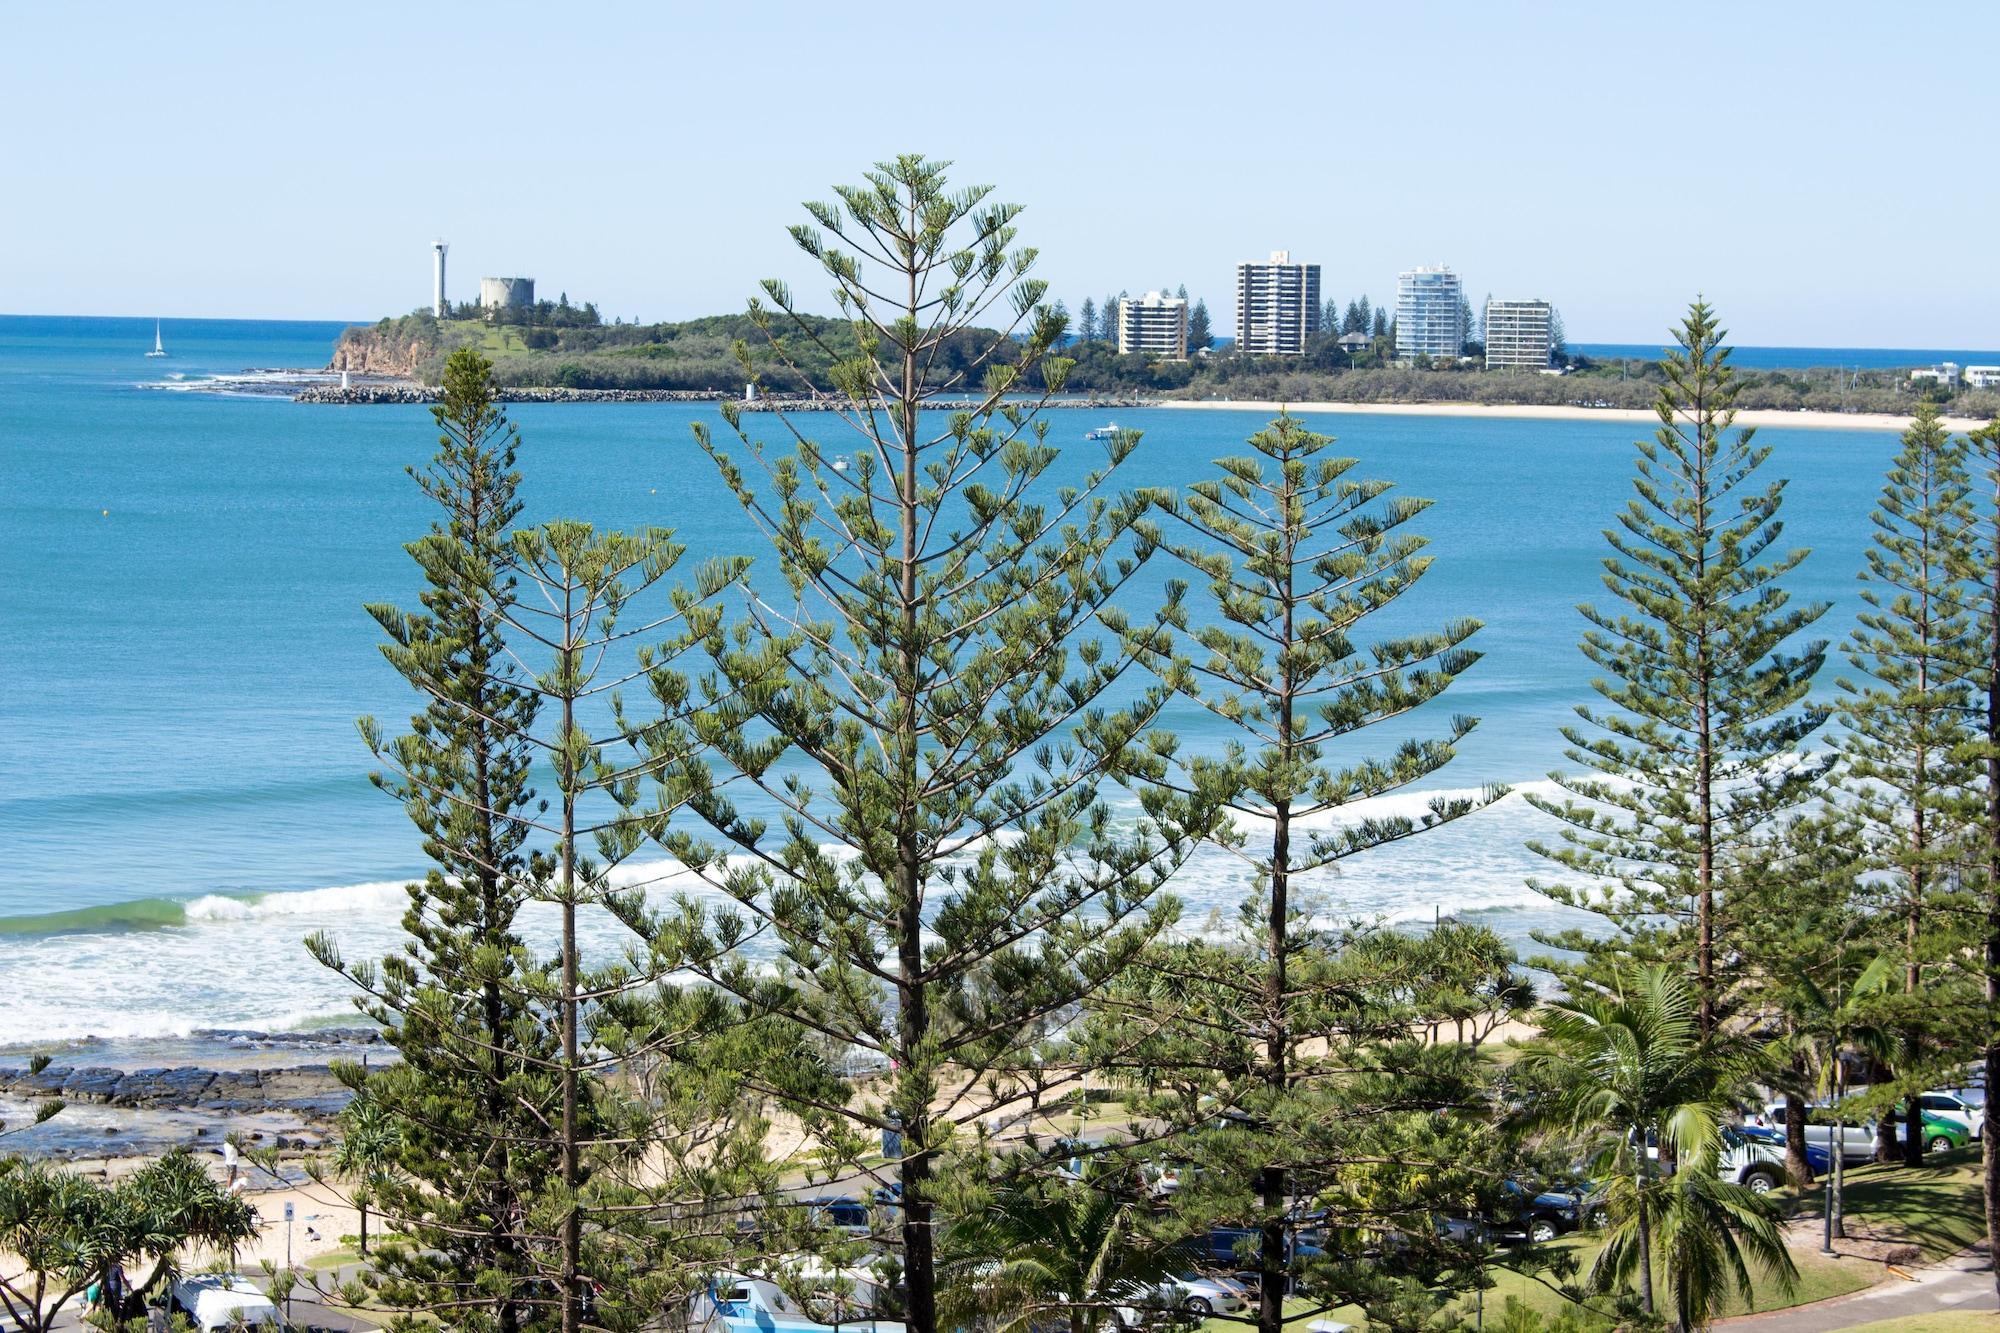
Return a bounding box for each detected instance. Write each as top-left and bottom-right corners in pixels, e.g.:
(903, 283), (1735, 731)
(1235, 251), (1320, 355)
(1117, 291), (1189, 359)
(1484, 299), (1555, 370)
(1396, 265), (1464, 361)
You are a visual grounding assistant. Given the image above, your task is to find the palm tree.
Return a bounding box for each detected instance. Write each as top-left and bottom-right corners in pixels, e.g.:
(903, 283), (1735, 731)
(1516, 967), (1797, 1331)
(1778, 950), (1896, 1243)
(329, 1093), (402, 1255)
(940, 1160), (1192, 1333)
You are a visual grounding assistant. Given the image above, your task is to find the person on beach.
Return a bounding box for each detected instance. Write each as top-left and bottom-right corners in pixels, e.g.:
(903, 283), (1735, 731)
(104, 1260), (127, 1319)
(222, 1134), (239, 1187)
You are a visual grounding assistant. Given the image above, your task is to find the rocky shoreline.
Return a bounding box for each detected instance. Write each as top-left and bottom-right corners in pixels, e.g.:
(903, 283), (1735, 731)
(294, 382), (1151, 409)
(0, 1061), (352, 1117)
(0, 1029), (377, 1114)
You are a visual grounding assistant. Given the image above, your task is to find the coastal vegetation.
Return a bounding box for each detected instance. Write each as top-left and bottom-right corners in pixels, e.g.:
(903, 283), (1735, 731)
(331, 311), (2000, 420)
(0, 1151), (255, 1333)
(153, 154), (2000, 1333)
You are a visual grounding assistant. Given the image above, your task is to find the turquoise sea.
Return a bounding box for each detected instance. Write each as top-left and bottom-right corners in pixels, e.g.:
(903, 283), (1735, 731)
(0, 314), (1919, 1041)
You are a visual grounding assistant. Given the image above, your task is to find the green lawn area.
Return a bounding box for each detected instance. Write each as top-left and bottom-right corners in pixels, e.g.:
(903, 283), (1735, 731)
(474, 326), (530, 356)
(1190, 1241), (1871, 1332)
(1817, 1153), (1987, 1261)
(305, 1245), (361, 1271)
(1450, 1233), (1874, 1325)
(1837, 1315), (2000, 1333)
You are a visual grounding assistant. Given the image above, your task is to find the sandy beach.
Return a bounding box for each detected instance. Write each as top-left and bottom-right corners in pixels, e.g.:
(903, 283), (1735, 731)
(1157, 399), (1992, 434)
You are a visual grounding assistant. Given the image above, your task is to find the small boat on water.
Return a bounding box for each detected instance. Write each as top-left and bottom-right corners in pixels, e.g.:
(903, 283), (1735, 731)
(1083, 421), (1119, 441)
(146, 321), (167, 358)
(831, 457), (851, 472)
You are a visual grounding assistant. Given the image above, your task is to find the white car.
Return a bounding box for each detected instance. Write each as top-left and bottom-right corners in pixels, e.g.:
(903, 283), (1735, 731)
(1645, 1127), (1805, 1193)
(692, 1273), (904, 1333)
(170, 1274), (279, 1333)
(1915, 1091), (1983, 1140)
(1120, 1264), (1240, 1320)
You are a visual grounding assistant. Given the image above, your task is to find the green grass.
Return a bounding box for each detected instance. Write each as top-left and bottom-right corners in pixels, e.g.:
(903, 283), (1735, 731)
(1447, 1233), (1875, 1326)
(304, 1246), (361, 1271)
(475, 327), (530, 356)
(1822, 1153), (1987, 1261)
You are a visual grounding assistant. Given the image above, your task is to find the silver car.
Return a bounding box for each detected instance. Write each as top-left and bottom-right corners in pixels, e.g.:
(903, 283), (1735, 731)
(1760, 1099), (1876, 1163)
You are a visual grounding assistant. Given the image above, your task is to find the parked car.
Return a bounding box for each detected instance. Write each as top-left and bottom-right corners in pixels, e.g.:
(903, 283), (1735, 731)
(1145, 1158), (1191, 1200)
(1723, 1125), (1828, 1191)
(1201, 1227), (1323, 1291)
(1130, 1273), (1249, 1318)
(803, 1196), (874, 1237)
(170, 1275), (278, 1333)
(1486, 1180), (1591, 1244)
(1758, 1099), (1879, 1163)
(1915, 1091), (1983, 1141)
(693, 1273), (904, 1333)
(1888, 1105), (1972, 1154)
(1435, 1214), (1487, 1245)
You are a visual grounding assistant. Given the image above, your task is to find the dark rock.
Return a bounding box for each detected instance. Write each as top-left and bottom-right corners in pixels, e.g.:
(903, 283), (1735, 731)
(26, 1064), (72, 1094)
(61, 1067), (125, 1101)
(115, 1067), (216, 1105)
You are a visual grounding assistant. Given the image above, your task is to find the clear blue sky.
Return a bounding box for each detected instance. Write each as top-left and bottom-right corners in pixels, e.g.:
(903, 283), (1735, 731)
(5, 1), (1996, 346)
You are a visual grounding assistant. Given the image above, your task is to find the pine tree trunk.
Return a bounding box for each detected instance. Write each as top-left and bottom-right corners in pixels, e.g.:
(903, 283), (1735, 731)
(893, 258), (938, 1333)
(1784, 1092), (1813, 1188)
(466, 467), (522, 1333)
(560, 678), (582, 1333)
(1693, 379), (1717, 1039)
(1985, 467), (2000, 1299)
(1906, 655), (1930, 1172)
(1875, 1114), (1900, 1164)
(1257, 474), (1299, 1333)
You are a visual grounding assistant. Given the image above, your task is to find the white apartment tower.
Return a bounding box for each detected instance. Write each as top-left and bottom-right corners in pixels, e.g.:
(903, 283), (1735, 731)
(1396, 265), (1464, 361)
(1484, 299), (1555, 370)
(432, 239), (449, 317)
(1117, 291), (1189, 359)
(1235, 251), (1321, 355)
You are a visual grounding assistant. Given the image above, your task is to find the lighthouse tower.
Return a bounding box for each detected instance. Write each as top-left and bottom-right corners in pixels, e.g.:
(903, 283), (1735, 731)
(432, 240), (449, 317)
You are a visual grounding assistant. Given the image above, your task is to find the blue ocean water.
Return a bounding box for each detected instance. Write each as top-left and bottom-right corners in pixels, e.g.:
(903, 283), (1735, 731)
(0, 315), (1916, 1040)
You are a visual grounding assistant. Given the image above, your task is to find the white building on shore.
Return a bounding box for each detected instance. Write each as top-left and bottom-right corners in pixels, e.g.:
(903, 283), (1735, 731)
(1484, 299), (1555, 370)
(1117, 291), (1189, 359)
(1396, 265), (1464, 361)
(1235, 252), (1320, 356)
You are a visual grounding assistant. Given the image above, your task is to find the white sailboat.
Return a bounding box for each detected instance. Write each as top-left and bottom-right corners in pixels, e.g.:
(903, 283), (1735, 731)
(146, 321), (167, 358)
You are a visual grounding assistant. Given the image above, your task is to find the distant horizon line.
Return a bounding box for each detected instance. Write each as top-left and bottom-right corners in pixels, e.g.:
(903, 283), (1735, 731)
(3, 310), (1996, 358)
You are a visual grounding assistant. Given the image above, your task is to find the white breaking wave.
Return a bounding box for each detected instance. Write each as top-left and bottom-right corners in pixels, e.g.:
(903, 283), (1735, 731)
(184, 880), (411, 921)
(0, 784), (1591, 1042)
